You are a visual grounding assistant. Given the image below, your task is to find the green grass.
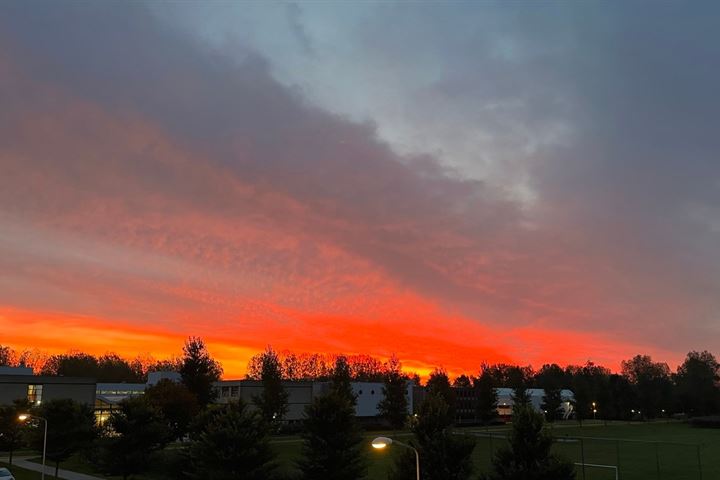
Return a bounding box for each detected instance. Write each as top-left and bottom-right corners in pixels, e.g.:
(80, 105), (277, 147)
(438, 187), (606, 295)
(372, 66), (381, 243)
(0, 461), (39, 480)
(18, 422), (720, 479)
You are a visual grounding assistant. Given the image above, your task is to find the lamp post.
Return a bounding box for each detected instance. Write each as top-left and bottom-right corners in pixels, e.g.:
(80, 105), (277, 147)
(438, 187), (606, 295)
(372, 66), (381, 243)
(372, 436), (419, 480)
(18, 414), (47, 480)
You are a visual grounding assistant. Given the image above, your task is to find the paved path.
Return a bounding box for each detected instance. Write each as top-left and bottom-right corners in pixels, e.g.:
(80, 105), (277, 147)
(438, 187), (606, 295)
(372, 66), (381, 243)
(1, 456), (103, 480)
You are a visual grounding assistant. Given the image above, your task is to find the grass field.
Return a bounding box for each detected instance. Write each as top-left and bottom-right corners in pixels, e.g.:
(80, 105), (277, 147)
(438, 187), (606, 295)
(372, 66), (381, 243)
(273, 421), (720, 480)
(16, 421), (720, 479)
(0, 461), (38, 480)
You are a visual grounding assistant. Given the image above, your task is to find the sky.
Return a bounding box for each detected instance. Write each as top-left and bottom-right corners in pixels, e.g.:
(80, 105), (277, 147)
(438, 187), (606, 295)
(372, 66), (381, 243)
(1, 1), (719, 378)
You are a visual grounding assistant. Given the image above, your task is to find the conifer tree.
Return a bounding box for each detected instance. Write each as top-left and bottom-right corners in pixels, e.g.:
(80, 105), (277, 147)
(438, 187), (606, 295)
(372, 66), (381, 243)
(378, 355), (408, 429)
(390, 392), (475, 480)
(187, 400), (277, 480)
(482, 405), (575, 480)
(253, 346), (289, 428)
(298, 391), (367, 479)
(475, 367), (498, 424)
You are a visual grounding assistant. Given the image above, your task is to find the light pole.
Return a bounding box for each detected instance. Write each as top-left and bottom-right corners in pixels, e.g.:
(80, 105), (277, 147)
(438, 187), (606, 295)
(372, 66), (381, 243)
(372, 436), (419, 480)
(18, 414), (47, 480)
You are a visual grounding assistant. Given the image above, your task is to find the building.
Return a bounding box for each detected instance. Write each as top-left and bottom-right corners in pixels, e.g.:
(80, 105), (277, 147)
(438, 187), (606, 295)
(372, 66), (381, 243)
(455, 386), (575, 423)
(214, 379), (415, 423)
(95, 371), (182, 423)
(0, 367), (95, 407)
(216, 380), (321, 422)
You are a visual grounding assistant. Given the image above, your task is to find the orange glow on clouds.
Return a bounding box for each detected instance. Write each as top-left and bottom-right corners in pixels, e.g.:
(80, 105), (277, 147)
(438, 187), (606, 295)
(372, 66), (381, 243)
(0, 304), (672, 378)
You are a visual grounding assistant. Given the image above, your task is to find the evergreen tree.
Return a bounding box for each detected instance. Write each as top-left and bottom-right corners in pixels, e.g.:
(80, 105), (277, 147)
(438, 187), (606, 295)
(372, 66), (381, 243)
(540, 388), (563, 422)
(535, 364), (566, 421)
(378, 356), (408, 429)
(180, 337), (223, 407)
(26, 399), (97, 478)
(390, 392), (475, 480)
(426, 368), (456, 423)
(475, 367), (498, 424)
(482, 405), (575, 480)
(511, 386), (532, 413)
(330, 355), (356, 405)
(187, 400), (277, 480)
(298, 392), (367, 479)
(253, 346), (289, 427)
(94, 397), (167, 480)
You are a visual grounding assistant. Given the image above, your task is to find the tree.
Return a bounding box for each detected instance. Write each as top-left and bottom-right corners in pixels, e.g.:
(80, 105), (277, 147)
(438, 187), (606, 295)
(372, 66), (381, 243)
(621, 354), (672, 418)
(252, 346), (289, 428)
(298, 392), (367, 479)
(330, 355), (356, 405)
(540, 388), (563, 422)
(41, 352), (99, 377)
(426, 368), (456, 423)
(675, 350), (720, 416)
(378, 355), (408, 429)
(566, 362), (610, 423)
(186, 400), (277, 480)
(390, 392), (475, 480)
(96, 353), (143, 383)
(27, 399), (96, 478)
(482, 405), (575, 480)
(0, 345), (15, 366)
(453, 375), (473, 388)
(0, 399), (30, 464)
(180, 336), (223, 407)
(94, 397), (167, 480)
(475, 366), (498, 424)
(605, 374), (636, 420)
(144, 378), (200, 440)
(536, 364), (566, 422)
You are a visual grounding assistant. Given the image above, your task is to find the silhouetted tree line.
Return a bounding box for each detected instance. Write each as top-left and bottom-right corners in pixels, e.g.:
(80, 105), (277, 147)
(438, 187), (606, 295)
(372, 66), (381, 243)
(3, 341), (720, 479)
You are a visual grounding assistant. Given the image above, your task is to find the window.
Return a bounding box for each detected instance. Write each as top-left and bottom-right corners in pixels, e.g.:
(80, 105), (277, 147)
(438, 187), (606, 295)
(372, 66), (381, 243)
(27, 384), (43, 405)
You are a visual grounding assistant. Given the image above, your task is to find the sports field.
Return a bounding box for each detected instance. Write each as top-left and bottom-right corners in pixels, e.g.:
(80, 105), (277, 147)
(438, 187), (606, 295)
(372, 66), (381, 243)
(274, 421), (720, 480)
(7, 421), (718, 479)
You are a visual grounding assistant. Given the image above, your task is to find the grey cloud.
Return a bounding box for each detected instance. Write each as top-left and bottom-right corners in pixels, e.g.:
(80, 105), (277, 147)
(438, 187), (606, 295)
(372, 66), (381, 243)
(1, 1), (719, 354)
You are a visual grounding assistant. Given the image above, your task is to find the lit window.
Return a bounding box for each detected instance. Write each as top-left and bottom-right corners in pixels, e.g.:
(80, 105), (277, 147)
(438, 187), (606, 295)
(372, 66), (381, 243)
(27, 384), (43, 405)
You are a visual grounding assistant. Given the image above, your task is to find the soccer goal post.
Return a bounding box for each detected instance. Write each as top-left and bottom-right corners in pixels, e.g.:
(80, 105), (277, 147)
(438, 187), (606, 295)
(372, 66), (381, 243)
(575, 462), (619, 480)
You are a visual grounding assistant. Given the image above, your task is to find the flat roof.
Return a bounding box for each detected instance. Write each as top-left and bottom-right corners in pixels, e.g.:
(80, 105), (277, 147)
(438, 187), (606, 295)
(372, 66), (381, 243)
(0, 375), (96, 385)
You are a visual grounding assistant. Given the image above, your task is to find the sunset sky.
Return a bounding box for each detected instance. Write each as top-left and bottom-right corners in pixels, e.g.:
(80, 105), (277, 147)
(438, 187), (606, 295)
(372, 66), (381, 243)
(1, 2), (719, 378)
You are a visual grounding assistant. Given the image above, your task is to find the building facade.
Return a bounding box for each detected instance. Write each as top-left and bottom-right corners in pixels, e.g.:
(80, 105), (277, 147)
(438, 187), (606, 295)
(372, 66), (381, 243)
(0, 369), (96, 407)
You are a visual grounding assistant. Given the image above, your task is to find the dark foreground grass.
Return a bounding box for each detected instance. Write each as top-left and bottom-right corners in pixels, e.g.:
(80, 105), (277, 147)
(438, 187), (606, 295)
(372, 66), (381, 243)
(0, 461), (38, 480)
(20, 422), (720, 479)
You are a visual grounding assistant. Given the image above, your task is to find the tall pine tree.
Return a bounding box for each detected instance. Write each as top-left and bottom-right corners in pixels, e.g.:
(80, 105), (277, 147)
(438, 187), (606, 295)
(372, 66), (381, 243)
(252, 346), (289, 428)
(378, 355), (408, 429)
(298, 391), (367, 479)
(482, 405), (575, 480)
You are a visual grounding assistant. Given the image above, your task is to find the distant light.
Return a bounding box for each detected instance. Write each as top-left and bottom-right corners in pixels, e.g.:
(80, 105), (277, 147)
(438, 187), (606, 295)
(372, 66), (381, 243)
(18, 414), (29, 421)
(372, 436), (393, 449)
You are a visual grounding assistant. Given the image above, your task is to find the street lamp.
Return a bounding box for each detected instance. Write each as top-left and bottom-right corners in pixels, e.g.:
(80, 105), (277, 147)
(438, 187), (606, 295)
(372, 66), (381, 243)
(372, 436), (419, 480)
(18, 414), (47, 480)
(592, 402), (597, 420)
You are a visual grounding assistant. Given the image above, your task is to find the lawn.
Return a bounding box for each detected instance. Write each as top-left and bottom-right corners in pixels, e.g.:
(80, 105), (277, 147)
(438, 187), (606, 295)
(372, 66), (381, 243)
(19, 421), (720, 479)
(272, 421), (719, 480)
(0, 461), (39, 480)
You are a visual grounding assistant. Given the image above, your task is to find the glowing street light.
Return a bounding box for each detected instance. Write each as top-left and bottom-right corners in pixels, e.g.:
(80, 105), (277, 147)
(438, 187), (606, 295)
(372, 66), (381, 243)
(18, 413), (47, 480)
(372, 436), (419, 480)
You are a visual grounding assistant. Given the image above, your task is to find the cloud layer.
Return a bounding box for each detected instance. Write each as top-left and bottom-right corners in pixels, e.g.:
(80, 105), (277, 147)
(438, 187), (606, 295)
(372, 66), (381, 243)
(1, 2), (718, 375)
